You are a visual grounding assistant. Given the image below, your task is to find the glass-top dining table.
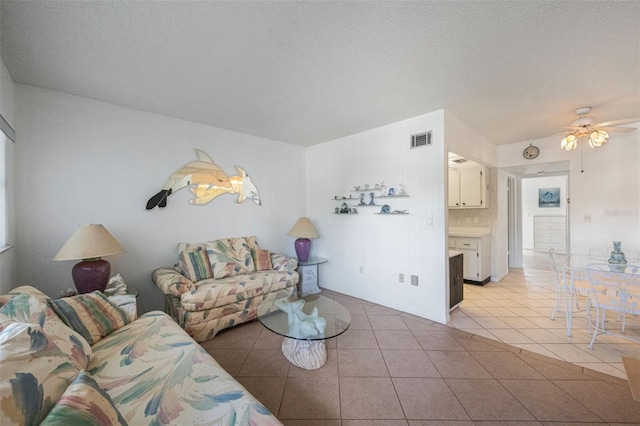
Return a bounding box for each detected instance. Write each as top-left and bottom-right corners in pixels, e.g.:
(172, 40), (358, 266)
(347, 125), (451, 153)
(560, 253), (638, 336)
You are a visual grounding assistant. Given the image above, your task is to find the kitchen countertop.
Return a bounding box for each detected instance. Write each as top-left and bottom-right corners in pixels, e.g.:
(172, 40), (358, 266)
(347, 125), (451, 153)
(449, 226), (491, 237)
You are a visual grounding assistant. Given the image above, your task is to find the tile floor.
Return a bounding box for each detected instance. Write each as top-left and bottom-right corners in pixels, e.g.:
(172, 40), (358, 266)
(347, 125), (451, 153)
(201, 283), (640, 424)
(451, 251), (639, 380)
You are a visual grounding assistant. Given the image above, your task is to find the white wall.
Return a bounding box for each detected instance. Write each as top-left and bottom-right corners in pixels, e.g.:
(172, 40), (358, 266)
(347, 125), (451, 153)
(521, 175), (567, 249)
(498, 127), (640, 256)
(306, 110), (449, 323)
(0, 57), (16, 294)
(14, 85), (306, 313)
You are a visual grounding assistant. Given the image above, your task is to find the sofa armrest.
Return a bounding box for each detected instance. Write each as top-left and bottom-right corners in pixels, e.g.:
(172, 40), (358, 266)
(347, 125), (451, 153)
(270, 253), (298, 272)
(152, 267), (196, 297)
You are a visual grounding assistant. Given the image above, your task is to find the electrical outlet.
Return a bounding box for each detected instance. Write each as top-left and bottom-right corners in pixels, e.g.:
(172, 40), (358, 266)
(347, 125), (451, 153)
(411, 275), (418, 286)
(399, 273), (404, 283)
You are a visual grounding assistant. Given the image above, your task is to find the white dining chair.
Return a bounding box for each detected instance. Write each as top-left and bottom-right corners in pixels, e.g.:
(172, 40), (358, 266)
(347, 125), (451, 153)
(586, 264), (640, 349)
(548, 248), (593, 321)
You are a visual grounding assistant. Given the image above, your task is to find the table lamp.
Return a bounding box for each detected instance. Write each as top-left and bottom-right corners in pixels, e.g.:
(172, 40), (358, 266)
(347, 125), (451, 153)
(54, 224), (126, 294)
(287, 217), (319, 261)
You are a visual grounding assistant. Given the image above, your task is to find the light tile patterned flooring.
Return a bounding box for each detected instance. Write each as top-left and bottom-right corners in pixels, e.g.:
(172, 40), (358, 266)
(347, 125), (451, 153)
(201, 265), (640, 423)
(450, 250), (639, 381)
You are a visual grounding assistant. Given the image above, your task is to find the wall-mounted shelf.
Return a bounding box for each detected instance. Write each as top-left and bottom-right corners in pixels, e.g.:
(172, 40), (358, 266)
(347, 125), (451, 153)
(332, 212), (359, 215)
(375, 212), (409, 215)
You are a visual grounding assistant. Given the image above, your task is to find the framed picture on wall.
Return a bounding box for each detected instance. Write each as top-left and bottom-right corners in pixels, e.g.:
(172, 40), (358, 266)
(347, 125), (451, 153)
(538, 187), (560, 208)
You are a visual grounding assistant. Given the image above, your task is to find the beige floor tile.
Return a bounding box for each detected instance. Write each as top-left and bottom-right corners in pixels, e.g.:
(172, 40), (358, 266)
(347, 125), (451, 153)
(474, 422), (542, 426)
(448, 316), (483, 328)
(253, 328), (285, 349)
(412, 330), (466, 351)
(211, 321), (261, 349)
(288, 349), (339, 378)
(540, 344), (603, 363)
(392, 378), (470, 420)
(402, 316), (441, 331)
(336, 329), (379, 349)
(505, 307), (547, 317)
(407, 421), (474, 425)
(279, 377), (341, 419)
(365, 305), (404, 316)
(573, 342), (627, 363)
(510, 343), (560, 359)
(338, 349), (389, 377)
(374, 329), (422, 350)
(610, 343), (640, 358)
(368, 315), (409, 330)
(343, 421), (408, 426)
(348, 314), (372, 330)
(471, 316), (513, 329)
(340, 377), (404, 419)
(455, 336), (507, 352)
(340, 303), (368, 316)
(381, 349), (441, 378)
(498, 316), (541, 329)
(574, 362), (628, 380)
(500, 379), (601, 422)
(471, 300), (504, 309)
(237, 349), (291, 377)
(235, 377), (286, 416)
(471, 352), (545, 380)
(524, 316), (568, 329)
(488, 328), (535, 344)
(516, 328), (569, 344)
(207, 348), (250, 376)
(281, 420), (342, 426)
(426, 351), (492, 378)
(552, 380), (640, 423)
(458, 306), (493, 317)
(457, 327), (499, 341)
(445, 378), (535, 421)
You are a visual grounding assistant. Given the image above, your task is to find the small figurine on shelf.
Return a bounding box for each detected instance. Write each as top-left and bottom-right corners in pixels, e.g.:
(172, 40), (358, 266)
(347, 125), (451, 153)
(388, 188), (395, 196)
(364, 184), (370, 189)
(352, 207), (358, 214)
(340, 202), (349, 213)
(379, 182), (387, 197)
(393, 210), (408, 214)
(358, 193), (366, 206)
(381, 204), (390, 213)
(354, 186), (361, 191)
(398, 183), (407, 196)
(335, 207), (339, 214)
(369, 192), (375, 205)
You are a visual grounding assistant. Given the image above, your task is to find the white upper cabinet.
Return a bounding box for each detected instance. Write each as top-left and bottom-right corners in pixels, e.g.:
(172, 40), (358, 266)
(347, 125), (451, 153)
(449, 166), (486, 209)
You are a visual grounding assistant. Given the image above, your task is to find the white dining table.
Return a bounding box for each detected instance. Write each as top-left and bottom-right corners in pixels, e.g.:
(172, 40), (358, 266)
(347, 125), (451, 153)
(560, 253), (638, 336)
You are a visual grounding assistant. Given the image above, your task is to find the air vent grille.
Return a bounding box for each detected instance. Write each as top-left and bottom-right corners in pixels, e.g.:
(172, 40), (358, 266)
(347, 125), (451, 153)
(410, 131), (432, 149)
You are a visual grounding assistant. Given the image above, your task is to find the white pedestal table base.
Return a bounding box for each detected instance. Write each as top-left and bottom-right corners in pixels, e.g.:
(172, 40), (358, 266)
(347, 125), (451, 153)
(281, 338), (327, 370)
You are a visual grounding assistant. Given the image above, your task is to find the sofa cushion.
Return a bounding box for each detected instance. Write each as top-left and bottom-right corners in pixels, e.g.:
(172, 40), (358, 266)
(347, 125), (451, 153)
(48, 291), (130, 345)
(0, 321), (80, 425)
(180, 270), (298, 312)
(206, 237), (255, 279)
(87, 311), (281, 425)
(40, 371), (127, 426)
(0, 294), (92, 370)
(252, 248), (273, 271)
(177, 242), (213, 282)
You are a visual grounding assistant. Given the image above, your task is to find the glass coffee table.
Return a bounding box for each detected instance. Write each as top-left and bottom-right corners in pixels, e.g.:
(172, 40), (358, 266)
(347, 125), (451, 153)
(257, 294), (351, 370)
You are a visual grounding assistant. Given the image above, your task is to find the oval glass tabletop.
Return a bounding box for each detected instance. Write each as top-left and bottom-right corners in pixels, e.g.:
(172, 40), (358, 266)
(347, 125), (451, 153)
(257, 294), (351, 341)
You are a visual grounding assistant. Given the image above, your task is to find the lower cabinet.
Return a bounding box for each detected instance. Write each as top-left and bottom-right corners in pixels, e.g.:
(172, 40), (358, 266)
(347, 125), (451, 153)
(449, 253), (463, 310)
(449, 234), (491, 285)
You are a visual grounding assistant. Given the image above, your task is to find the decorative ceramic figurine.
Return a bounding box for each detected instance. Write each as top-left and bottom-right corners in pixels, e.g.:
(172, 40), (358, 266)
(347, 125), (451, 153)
(399, 183), (407, 195)
(379, 182), (387, 197)
(388, 188), (395, 196)
(359, 193), (366, 206)
(381, 204), (390, 213)
(335, 207), (339, 214)
(364, 184), (369, 189)
(369, 192), (375, 205)
(354, 186), (361, 191)
(608, 241), (627, 265)
(340, 202), (349, 213)
(274, 299), (327, 339)
(351, 208), (358, 214)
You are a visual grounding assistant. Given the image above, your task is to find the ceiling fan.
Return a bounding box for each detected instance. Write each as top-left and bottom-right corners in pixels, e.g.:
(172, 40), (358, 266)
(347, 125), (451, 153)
(560, 106), (638, 151)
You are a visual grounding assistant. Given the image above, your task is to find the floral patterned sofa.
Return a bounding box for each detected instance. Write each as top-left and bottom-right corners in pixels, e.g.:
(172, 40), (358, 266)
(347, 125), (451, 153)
(152, 236), (299, 342)
(0, 285), (282, 425)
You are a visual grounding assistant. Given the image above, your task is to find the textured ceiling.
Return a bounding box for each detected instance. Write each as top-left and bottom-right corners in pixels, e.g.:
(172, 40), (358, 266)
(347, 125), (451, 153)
(1, 1), (639, 146)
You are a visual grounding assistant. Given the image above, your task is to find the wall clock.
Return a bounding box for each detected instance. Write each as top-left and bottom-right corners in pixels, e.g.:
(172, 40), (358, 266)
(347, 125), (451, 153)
(523, 144), (539, 160)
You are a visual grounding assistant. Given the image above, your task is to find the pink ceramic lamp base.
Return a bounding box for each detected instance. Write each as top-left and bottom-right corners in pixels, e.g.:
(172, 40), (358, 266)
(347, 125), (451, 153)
(72, 259), (111, 294)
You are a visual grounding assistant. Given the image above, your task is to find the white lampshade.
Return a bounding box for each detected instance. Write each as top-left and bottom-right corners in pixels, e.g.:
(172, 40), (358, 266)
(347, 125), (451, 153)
(54, 224), (126, 261)
(287, 217), (319, 239)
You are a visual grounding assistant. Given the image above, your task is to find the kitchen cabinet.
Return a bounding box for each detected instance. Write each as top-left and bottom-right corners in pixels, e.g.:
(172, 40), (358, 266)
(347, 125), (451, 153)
(448, 166), (486, 208)
(449, 251), (463, 310)
(449, 228), (491, 285)
(534, 215), (567, 254)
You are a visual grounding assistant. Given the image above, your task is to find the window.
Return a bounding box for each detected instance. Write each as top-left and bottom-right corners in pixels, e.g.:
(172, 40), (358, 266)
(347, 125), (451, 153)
(0, 113), (16, 250)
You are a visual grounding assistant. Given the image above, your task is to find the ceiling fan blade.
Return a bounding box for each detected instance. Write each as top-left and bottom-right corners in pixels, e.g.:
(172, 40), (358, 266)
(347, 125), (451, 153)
(598, 126), (637, 133)
(594, 117), (640, 127)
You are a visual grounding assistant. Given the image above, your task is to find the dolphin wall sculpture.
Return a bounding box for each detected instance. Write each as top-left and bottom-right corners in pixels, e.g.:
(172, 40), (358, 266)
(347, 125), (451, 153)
(146, 149), (261, 210)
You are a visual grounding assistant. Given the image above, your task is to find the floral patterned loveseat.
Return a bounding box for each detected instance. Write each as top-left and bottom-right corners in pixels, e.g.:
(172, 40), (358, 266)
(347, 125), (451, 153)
(0, 286), (282, 425)
(152, 236), (299, 342)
